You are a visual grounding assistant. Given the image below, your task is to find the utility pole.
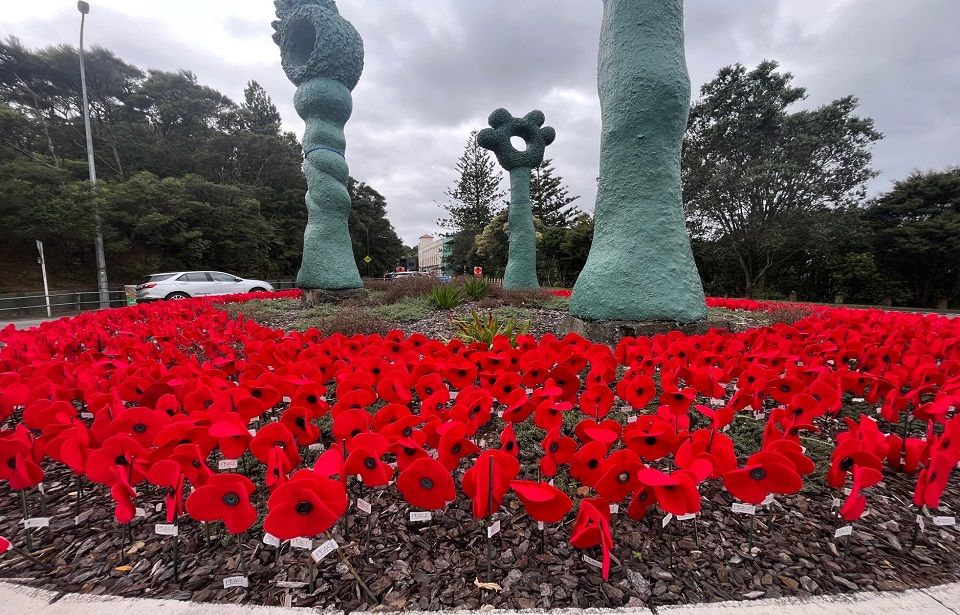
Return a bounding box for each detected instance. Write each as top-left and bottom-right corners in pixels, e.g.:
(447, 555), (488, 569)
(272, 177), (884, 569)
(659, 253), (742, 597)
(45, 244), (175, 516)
(36, 240), (51, 318)
(78, 0), (110, 309)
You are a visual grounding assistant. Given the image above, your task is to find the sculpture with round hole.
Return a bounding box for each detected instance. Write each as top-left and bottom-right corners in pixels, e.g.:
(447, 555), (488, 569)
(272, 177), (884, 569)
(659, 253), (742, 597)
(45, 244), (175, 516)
(477, 108), (556, 289)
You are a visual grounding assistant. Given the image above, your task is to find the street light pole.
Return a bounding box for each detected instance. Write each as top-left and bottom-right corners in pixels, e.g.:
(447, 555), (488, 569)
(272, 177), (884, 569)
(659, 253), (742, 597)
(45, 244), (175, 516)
(78, 0), (110, 309)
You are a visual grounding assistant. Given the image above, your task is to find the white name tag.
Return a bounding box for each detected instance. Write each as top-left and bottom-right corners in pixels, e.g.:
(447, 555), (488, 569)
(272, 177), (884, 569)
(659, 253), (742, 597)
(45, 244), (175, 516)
(831, 498), (842, 508)
(487, 520), (501, 538)
(218, 459), (239, 470)
(308, 443), (324, 452)
(537, 521), (545, 530)
(410, 511), (432, 522)
(357, 498), (372, 515)
(583, 554), (602, 569)
(248, 429), (257, 437)
(80, 412), (94, 419)
(609, 503), (620, 514)
(23, 517), (50, 529)
(677, 513), (696, 521)
(917, 515), (925, 532)
(852, 397), (865, 403)
(282, 396), (292, 403)
(135, 507), (146, 518)
(311, 539), (338, 563)
(155, 523), (178, 537)
(626, 416), (637, 424)
(761, 494), (775, 506)
(223, 576), (248, 589)
(290, 537), (312, 550)
(263, 533), (280, 548)
(934, 516), (956, 527)
(662, 513), (674, 528)
(731, 503), (756, 515)
(834, 525), (853, 538)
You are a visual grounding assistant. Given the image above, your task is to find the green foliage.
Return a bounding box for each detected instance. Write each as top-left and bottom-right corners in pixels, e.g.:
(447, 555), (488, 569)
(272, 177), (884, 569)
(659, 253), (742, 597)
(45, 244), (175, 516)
(462, 277), (490, 300)
(428, 285), (463, 310)
(454, 309), (531, 346)
(369, 296), (432, 323)
(348, 179), (404, 278)
(531, 159), (581, 227)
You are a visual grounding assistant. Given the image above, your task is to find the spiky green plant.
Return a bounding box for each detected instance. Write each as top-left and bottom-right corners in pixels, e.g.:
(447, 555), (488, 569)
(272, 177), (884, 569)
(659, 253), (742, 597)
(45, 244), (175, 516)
(428, 285), (463, 310)
(454, 310), (531, 346)
(463, 277), (490, 300)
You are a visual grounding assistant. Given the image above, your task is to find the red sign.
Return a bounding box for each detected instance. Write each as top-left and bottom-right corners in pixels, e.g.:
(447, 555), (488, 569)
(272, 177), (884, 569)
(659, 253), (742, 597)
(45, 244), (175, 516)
(473, 267), (483, 278)
(396, 266), (405, 273)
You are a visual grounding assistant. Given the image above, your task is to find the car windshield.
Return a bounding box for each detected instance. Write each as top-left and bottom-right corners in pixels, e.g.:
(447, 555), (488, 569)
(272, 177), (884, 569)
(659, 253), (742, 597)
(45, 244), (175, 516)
(141, 274), (175, 284)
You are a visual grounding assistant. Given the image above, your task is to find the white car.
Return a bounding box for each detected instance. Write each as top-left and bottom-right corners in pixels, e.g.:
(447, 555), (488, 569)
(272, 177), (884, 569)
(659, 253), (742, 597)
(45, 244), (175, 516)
(136, 271), (273, 302)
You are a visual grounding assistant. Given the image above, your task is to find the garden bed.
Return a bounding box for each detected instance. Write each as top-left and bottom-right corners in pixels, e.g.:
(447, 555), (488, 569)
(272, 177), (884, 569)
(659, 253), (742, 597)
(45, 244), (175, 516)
(1, 289), (959, 611)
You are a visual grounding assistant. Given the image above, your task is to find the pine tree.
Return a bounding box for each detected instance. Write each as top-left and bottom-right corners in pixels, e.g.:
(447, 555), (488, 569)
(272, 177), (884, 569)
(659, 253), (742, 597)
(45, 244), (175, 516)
(242, 80), (282, 136)
(439, 130), (505, 232)
(530, 159), (580, 227)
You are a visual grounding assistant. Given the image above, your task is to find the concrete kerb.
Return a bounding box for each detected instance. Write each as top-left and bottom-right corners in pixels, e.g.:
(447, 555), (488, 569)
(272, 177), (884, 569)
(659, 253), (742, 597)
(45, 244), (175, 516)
(3, 580), (960, 615)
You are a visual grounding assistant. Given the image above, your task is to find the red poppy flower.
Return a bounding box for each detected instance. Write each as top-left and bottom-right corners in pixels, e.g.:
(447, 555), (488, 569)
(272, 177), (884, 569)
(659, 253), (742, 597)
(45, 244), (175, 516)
(291, 383), (330, 417)
(637, 460), (709, 516)
(675, 429), (737, 479)
(765, 377), (804, 405)
(569, 440), (610, 488)
(442, 356), (478, 390)
(387, 437), (428, 471)
(147, 459), (185, 523)
(540, 427), (576, 477)
(723, 451), (803, 505)
(827, 439), (883, 489)
(208, 413), (252, 460)
(511, 480), (572, 523)
(661, 387), (696, 416)
(397, 457), (456, 510)
(264, 470), (347, 540)
(579, 384), (614, 420)
(449, 387), (493, 435)
(914, 450), (954, 509)
(570, 497), (613, 580)
(694, 403), (734, 430)
(166, 442), (214, 486)
(616, 372), (656, 410)
(575, 418), (622, 445)
(280, 406), (320, 446)
(627, 485), (657, 520)
(111, 479), (137, 524)
(344, 432), (393, 486)
(251, 422), (301, 470)
(0, 436), (43, 490)
(501, 389), (534, 423)
(764, 440), (815, 475)
(186, 473), (258, 534)
(840, 465), (883, 521)
(500, 423), (519, 458)
(86, 434), (148, 486)
(332, 408), (371, 441)
(533, 397), (569, 432)
(437, 421), (480, 471)
(0, 535), (10, 555)
(462, 450), (520, 519)
(624, 415), (678, 461)
(596, 449), (642, 501)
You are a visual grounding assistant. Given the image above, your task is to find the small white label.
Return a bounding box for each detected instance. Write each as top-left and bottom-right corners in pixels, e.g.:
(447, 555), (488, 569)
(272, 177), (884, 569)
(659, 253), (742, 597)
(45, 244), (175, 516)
(247, 429), (257, 437)
(409, 511), (432, 522)
(218, 459), (239, 470)
(709, 398), (725, 407)
(761, 494), (775, 506)
(852, 397), (865, 403)
(917, 515), (926, 532)
(831, 498), (842, 509)
(934, 516), (956, 527)
(311, 539), (338, 563)
(223, 576), (249, 589)
(357, 498), (372, 515)
(282, 396), (292, 403)
(135, 507), (146, 518)
(23, 517), (50, 529)
(626, 416), (638, 424)
(537, 521), (545, 530)
(677, 513), (696, 521)
(74, 510), (93, 525)
(487, 520), (501, 538)
(308, 443), (324, 451)
(732, 503), (756, 515)
(38, 482), (45, 495)
(609, 503), (620, 514)
(277, 581), (307, 589)
(834, 525), (853, 538)
(155, 523), (179, 536)
(154, 502), (163, 513)
(263, 533), (280, 548)
(662, 513), (674, 528)
(583, 554), (602, 569)
(290, 537), (312, 550)
(80, 412), (94, 419)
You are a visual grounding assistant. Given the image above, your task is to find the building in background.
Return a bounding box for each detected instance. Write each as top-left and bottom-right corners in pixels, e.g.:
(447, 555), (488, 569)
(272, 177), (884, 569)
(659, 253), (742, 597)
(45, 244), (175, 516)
(418, 234), (453, 275)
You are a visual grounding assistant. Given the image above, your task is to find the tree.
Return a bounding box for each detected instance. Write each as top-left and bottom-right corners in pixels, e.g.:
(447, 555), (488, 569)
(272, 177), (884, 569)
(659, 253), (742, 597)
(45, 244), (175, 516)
(865, 167), (960, 307)
(239, 80), (282, 136)
(531, 159), (580, 227)
(348, 178), (404, 278)
(683, 60), (883, 296)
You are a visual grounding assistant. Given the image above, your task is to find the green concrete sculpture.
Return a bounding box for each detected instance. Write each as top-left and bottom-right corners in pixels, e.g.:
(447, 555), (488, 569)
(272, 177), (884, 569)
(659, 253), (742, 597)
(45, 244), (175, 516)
(273, 0), (363, 290)
(570, 0), (707, 322)
(477, 109), (555, 289)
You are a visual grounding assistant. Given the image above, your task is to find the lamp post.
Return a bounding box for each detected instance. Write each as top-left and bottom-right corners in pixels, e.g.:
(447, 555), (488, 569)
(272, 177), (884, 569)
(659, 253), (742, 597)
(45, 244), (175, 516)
(78, 0), (110, 309)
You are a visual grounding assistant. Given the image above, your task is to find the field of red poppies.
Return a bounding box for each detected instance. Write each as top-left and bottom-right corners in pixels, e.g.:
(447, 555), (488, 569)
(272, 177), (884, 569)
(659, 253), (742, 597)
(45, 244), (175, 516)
(1, 292), (959, 609)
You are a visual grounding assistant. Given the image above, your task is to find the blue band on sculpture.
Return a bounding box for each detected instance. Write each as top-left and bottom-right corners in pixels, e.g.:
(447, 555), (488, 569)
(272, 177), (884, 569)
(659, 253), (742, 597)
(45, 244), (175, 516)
(303, 145), (346, 159)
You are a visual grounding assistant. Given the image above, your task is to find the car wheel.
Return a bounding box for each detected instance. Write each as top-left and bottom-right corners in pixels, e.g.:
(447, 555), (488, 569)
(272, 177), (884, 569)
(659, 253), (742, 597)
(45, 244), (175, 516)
(165, 292), (190, 300)
(249, 287), (267, 293)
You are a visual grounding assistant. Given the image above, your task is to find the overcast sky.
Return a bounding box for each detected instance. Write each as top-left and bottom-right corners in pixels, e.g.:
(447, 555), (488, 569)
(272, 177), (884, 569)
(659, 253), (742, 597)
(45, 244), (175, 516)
(3, 1), (957, 245)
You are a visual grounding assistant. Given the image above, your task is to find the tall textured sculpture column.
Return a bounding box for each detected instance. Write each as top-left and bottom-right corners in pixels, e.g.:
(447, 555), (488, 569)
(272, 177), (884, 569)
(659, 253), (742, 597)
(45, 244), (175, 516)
(570, 0), (706, 322)
(477, 109), (555, 289)
(273, 0), (363, 290)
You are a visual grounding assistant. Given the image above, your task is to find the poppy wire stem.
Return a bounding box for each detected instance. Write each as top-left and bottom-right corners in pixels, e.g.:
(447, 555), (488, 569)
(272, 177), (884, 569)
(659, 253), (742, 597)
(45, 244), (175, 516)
(20, 490), (33, 552)
(75, 475), (83, 518)
(748, 511), (755, 552)
(237, 531), (246, 575)
(173, 519), (180, 583)
(39, 484), (47, 517)
(911, 506), (922, 548)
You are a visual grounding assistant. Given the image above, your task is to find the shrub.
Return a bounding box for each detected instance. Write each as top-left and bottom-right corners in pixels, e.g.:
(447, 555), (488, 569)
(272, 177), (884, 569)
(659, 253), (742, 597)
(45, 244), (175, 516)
(365, 276), (440, 305)
(428, 285), (463, 310)
(369, 296), (433, 323)
(454, 309), (530, 346)
(463, 277), (490, 300)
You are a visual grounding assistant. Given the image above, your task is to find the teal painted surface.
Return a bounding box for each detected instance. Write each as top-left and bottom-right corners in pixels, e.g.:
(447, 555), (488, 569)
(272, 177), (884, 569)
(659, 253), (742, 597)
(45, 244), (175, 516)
(571, 0), (706, 322)
(274, 0), (363, 289)
(477, 109), (556, 289)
